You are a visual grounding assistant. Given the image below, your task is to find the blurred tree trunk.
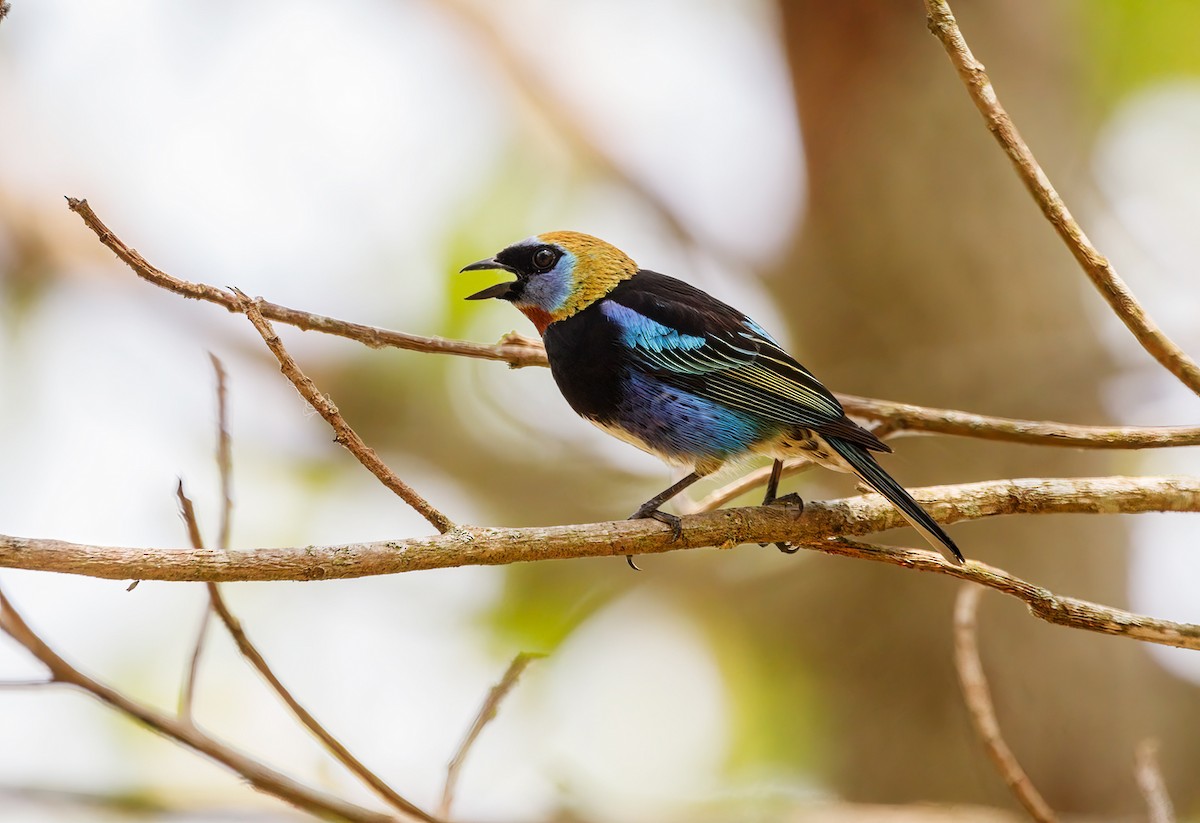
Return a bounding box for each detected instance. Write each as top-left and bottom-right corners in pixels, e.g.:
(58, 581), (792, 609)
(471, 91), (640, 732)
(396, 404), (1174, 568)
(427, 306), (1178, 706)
(758, 0), (1200, 812)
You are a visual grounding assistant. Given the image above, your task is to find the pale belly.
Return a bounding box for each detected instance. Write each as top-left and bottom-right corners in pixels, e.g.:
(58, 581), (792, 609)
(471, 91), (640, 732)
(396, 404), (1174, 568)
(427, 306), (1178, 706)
(588, 415), (857, 478)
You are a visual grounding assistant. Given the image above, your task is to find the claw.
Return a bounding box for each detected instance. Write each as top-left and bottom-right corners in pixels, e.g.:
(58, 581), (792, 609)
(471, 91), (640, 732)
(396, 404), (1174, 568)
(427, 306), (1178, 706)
(760, 492), (804, 548)
(625, 506), (683, 570)
(771, 492), (805, 512)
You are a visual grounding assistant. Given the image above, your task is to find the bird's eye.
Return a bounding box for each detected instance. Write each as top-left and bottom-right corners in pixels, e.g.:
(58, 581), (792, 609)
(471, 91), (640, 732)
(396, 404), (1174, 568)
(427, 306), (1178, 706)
(532, 248), (557, 271)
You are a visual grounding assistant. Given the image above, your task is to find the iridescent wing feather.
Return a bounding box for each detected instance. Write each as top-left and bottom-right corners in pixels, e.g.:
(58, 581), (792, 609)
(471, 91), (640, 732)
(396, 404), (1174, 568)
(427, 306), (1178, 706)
(603, 272), (889, 452)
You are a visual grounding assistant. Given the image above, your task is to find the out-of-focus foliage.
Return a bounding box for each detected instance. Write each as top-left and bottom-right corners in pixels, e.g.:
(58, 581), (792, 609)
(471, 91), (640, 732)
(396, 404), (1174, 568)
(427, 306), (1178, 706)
(1086, 0), (1200, 108)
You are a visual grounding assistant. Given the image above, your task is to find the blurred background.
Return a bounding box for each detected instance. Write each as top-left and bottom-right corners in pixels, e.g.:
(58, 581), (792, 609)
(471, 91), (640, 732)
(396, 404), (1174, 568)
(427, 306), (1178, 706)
(2, 0), (1200, 820)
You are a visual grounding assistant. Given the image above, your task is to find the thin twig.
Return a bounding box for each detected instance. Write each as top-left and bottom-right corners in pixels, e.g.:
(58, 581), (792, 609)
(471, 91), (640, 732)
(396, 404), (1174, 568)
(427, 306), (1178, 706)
(953, 585), (1057, 822)
(232, 290), (455, 534)
(205, 586), (440, 823)
(439, 652), (544, 819)
(838, 394), (1200, 449)
(1135, 739), (1175, 823)
(176, 483), (211, 723)
(67, 197), (1200, 449)
(179, 362), (438, 821)
(0, 679), (56, 689)
(924, 0), (1200, 397)
(64, 198), (548, 368)
(179, 483), (435, 817)
(4, 476), (1200, 650)
(211, 354), (234, 552)
(180, 358), (233, 722)
(175, 480), (204, 549)
(0, 588), (401, 823)
(180, 602), (211, 723)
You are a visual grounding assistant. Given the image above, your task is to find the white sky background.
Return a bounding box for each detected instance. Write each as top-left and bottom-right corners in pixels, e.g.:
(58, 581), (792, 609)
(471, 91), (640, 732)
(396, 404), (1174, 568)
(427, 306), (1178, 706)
(2, 0), (1200, 820)
(0, 1), (801, 821)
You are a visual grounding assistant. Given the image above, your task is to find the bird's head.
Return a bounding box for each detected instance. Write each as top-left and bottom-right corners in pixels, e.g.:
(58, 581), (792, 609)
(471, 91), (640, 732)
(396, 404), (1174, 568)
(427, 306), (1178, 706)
(461, 231), (638, 333)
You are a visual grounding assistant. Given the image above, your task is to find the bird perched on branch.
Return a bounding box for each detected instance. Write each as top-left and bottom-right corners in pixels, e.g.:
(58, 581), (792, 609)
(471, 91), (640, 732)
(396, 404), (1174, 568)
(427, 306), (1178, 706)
(463, 232), (963, 567)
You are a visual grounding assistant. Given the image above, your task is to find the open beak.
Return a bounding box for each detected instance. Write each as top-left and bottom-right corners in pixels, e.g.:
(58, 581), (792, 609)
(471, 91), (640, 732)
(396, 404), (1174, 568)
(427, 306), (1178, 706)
(461, 257), (518, 300)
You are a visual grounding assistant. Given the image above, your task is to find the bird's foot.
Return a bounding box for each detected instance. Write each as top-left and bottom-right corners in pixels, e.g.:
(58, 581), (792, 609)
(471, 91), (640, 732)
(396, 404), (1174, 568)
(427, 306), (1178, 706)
(629, 506), (683, 540)
(767, 492), (805, 512)
(759, 493), (804, 549)
(625, 507), (684, 571)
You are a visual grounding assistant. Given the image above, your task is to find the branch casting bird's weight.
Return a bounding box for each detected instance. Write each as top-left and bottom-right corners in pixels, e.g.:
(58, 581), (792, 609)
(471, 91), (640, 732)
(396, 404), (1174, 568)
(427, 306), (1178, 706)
(463, 232), (964, 567)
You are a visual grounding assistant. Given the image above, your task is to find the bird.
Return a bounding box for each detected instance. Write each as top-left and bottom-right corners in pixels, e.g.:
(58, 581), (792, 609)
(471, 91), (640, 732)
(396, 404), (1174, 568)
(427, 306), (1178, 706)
(462, 231), (964, 567)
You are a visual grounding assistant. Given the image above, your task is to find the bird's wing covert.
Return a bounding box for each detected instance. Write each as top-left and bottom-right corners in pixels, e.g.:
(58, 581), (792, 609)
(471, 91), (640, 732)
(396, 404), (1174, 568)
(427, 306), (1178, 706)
(599, 279), (884, 450)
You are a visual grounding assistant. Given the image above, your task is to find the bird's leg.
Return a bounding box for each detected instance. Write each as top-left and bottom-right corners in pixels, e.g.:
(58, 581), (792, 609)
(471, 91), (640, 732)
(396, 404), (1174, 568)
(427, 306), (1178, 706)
(628, 470), (703, 537)
(625, 470), (705, 570)
(760, 459), (803, 555)
(761, 459), (783, 506)
(762, 460), (805, 509)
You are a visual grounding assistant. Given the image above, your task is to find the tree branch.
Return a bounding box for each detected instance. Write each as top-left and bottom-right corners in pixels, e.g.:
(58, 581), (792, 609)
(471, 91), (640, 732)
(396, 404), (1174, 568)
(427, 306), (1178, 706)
(5, 475), (1189, 582)
(63, 197), (548, 369)
(176, 482), (211, 723)
(232, 290), (455, 535)
(205, 582), (439, 823)
(0, 679), (56, 689)
(439, 652), (544, 820)
(838, 394), (1200, 449)
(178, 357), (231, 723)
(924, 0), (1200, 397)
(954, 586), (1058, 823)
(175, 369), (438, 822)
(4, 476), (1199, 650)
(66, 197), (1200, 451)
(211, 353), (234, 553)
(0, 588), (403, 823)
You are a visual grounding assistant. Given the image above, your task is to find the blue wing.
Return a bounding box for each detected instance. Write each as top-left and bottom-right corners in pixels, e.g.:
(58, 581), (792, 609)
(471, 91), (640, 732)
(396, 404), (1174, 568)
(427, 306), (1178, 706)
(601, 273), (888, 452)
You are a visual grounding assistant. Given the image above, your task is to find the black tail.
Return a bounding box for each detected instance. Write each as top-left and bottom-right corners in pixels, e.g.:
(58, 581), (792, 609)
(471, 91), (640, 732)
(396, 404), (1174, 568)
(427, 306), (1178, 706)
(825, 437), (964, 564)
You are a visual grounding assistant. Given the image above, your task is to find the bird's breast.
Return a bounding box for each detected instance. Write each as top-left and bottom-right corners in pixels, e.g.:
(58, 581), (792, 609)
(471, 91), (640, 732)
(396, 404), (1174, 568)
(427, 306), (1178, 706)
(542, 307), (626, 420)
